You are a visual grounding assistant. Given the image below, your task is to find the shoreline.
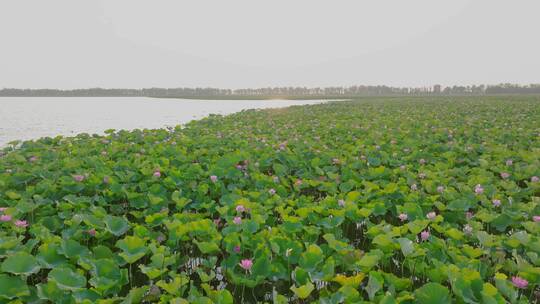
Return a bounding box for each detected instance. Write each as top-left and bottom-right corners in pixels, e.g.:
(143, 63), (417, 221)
(0, 98), (331, 148)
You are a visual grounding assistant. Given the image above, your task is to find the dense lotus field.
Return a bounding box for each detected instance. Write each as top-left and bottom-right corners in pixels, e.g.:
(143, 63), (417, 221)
(1, 96), (540, 303)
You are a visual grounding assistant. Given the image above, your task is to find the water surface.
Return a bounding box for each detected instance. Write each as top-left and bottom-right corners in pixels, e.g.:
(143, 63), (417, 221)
(0, 97), (326, 146)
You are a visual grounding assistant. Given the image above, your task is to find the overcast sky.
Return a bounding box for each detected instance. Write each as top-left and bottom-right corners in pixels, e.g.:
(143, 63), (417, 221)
(0, 0), (538, 89)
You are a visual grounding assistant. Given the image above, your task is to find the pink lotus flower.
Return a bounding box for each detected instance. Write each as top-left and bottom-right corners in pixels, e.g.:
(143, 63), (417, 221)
(295, 179), (303, 186)
(73, 174), (85, 182)
(420, 230), (430, 241)
(28, 156), (38, 162)
(463, 224), (473, 234)
(466, 211), (474, 220)
(87, 228), (96, 236)
(426, 212), (436, 220)
(492, 199), (501, 207)
(236, 164), (243, 170)
(213, 218), (222, 226)
(338, 199), (346, 207)
(436, 186), (445, 193)
(0, 215), (12, 222)
(500, 172), (510, 179)
(239, 259), (253, 272)
(506, 159), (513, 166)
(153, 171), (161, 178)
(532, 176), (539, 183)
(268, 188), (276, 195)
(533, 216), (540, 222)
(14, 220), (28, 228)
(234, 245), (241, 253)
(474, 184), (484, 195)
(418, 173), (426, 179)
(398, 213), (408, 222)
(235, 205), (246, 213)
(0, 207), (7, 213)
(511, 276), (528, 289)
(233, 216), (242, 225)
(332, 158), (340, 165)
(419, 159), (426, 165)
(410, 184), (418, 191)
(210, 175), (218, 183)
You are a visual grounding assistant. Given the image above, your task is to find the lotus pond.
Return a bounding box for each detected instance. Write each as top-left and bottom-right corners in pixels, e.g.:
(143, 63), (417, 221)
(0, 96), (539, 303)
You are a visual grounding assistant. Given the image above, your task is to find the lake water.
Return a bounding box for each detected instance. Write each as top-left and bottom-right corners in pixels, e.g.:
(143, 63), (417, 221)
(0, 97), (326, 146)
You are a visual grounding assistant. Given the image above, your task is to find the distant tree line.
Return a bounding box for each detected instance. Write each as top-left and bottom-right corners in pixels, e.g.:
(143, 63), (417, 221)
(1, 84), (539, 97)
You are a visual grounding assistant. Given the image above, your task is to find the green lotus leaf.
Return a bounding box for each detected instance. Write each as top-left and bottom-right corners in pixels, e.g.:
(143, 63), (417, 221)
(201, 283), (234, 304)
(372, 234), (394, 250)
(290, 282), (314, 299)
(195, 240), (220, 254)
(397, 237), (415, 257)
(491, 214), (513, 232)
(251, 254), (271, 278)
(5, 191), (21, 200)
(357, 253), (380, 272)
(481, 282), (505, 303)
(447, 199), (474, 211)
(89, 259), (124, 293)
(1, 251), (41, 275)
(0, 274), (30, 299)
(60, 239), (91, 260)
(36, 242), (67, 268)
(293, 267), (309, 285)
(116, 235), (148, 264)
(104, 215), (130, 236)
(407, 220), (429, 235)
(414, 282), (451, 304)
(197, 269), (216, 282)
(446, 228), (464, 240)
(156, 275), (190, 296)
(299, 244), (324, 271)
(383, 272), (412, 291)
(72, 289), (102, 303)
(379, 294), (397, 304)
(338, 285), (361, 302)
(36, 281), (65, 301)
(332, 273), (366, 288)
(494, 273), (518, 303)
(122, 286), (149, 304)
(323, 233), (352, 251)
(0, 236), (22, 251)
(48, 267), (87, 291)
(365, 271), (383, 300)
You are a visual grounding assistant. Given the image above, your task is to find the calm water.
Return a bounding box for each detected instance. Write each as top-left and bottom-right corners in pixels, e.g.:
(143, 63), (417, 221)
(0, 97), (326, 146)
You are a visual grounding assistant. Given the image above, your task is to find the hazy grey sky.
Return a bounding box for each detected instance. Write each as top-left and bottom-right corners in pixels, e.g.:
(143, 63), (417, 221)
(1, 0), (538, 89)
